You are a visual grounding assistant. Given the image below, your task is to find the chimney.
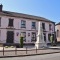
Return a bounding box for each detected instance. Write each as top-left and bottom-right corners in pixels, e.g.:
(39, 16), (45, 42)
(0, 4), (3, 12)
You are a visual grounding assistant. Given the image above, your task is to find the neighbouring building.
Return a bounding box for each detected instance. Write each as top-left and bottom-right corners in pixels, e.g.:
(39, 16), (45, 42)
(55, 22), (60, 43)
(0, 5), (55, 45)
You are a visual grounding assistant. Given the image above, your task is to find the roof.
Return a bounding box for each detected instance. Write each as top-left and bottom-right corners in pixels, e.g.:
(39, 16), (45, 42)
(56, 22), (60, 25)
(0, 10), (55, 23)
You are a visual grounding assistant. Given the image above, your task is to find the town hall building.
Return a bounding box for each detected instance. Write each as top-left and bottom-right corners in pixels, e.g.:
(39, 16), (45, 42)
(0, 5), (55, 45)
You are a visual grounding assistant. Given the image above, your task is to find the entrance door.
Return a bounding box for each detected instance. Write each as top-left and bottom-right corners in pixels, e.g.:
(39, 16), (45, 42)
(6, 31), (14, 43)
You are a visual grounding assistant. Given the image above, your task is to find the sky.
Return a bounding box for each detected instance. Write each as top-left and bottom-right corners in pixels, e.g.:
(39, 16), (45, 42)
(0, 0), (60, 23)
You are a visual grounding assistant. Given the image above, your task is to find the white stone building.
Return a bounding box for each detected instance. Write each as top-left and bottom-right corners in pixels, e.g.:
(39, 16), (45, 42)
(0, 5), (55, 45)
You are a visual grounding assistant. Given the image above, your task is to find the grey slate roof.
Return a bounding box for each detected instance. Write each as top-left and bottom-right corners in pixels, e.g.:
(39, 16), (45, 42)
(0, 10), (55, 23)
(56, 22), (60, 25)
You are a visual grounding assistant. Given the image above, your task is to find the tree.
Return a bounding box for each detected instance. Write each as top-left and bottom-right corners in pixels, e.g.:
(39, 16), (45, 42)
(50, 35), (53, 46)
(20, 37), (23, 48)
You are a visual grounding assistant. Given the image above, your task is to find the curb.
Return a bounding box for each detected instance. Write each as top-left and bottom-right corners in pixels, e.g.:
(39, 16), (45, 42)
(0, 51), (60, 58)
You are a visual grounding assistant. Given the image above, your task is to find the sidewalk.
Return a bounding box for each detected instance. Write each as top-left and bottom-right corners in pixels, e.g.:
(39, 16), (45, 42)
(0, 46), (60, 58)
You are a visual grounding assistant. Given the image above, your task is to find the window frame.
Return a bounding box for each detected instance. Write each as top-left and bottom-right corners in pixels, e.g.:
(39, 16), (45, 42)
(43, 33), (46, 42)
(48, 34), (54, 42)
(57, 30), (59, 37)
(21, 32), (26, 42)
(21, 20), (26, 28)
(49, 24), (52, 30)
(32, 22), (36, 29)
(31, 32), (36, 41)
(8, 18), (14, 27)
(42, 23), (45, 30)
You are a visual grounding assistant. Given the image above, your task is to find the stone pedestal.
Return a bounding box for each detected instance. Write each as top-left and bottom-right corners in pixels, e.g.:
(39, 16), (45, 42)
(35, 22), (47, 49)
(35, 34), (47, 48)
(35, 42), (47, 48)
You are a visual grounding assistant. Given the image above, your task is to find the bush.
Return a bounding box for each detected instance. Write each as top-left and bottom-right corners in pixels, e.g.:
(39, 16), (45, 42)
(5, 46), (8, 48)
(10, 46), (14, 48)
(20, 37), (23, 48)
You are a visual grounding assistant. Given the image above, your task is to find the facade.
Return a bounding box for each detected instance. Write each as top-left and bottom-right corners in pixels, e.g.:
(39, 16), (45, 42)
(0, 5), (55, 45)
(55, 22), (60, 42)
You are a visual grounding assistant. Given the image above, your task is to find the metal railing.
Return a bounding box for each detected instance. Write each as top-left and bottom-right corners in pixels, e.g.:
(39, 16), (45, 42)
(0, 46), (59, 57)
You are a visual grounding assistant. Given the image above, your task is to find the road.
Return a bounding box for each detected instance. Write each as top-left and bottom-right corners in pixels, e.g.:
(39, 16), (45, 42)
(0, 53), (60, 60)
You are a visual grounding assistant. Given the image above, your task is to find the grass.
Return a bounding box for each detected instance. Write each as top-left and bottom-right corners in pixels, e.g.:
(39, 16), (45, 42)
(5, 46), (14, 48)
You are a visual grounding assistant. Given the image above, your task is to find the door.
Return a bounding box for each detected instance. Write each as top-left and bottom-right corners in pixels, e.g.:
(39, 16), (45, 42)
(6, 31), (14, 43)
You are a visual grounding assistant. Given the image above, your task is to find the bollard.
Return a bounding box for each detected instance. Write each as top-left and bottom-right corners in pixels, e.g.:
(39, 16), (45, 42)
(3, 46), (4, 56)
(15, 46), (17, 55)
(36, 47), (37, 54)
(26, 47), (27, 54)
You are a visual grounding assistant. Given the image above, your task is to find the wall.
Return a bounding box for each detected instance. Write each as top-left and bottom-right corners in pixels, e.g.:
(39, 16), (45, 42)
(55, 25), (60, 42)
(0, 15), (55, 44)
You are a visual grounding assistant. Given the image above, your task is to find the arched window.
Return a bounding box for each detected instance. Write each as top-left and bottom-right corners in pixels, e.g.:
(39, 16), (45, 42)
(57, 30), (59, 37)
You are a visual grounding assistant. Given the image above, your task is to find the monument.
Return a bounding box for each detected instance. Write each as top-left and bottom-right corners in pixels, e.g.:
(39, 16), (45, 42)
(35, 22), (47, 49)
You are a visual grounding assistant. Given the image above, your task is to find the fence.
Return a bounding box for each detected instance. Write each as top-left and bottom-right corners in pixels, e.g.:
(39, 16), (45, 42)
(0, 46), (60, 57)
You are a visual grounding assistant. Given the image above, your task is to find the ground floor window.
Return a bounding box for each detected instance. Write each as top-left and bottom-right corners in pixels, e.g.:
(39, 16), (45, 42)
(21, 32), (26, 42)
(31, 32), (36, 41)
(43, 33), (46, 42)
(48, 34), (54, 42)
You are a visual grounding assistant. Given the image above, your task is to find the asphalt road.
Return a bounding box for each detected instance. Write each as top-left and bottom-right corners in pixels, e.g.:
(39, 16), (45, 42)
(0, 53), (60, 60)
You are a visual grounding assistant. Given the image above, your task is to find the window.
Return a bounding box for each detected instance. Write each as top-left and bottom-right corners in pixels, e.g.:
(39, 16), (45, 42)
(8, 19), (14, 27)
(57, 30), (59, 37)
(21, 20), (26, 28)
(49, 24), (52, 30)
(48, 34), (51, 42)
(48, 34), (54, 42)
(32, 22), (36, 29)
(31, 32), (36, 41)
(0, 17), (1, 27)
(21, 32), (26, 42)
(42, 23), (45, 30)
(43, 33), (46, 42)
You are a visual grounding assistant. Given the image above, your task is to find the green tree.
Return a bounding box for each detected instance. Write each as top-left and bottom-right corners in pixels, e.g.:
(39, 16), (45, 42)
(50, 35), (53, 46)
(20, 37), (23, 48)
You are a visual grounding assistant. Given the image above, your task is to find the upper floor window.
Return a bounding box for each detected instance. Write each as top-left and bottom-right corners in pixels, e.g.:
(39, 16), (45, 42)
(32, 22), (36, 29)
(43, 33), (46, 42)
(49, 24), (52, 30)
(21, 20), (26, 28)
(8, 19), (14, 27)
(0, 17), (1, 27)
(42, 23), (45, 30)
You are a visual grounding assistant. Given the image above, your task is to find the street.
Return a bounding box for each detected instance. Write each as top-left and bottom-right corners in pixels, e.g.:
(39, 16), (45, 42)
(0, 53), (60, 60)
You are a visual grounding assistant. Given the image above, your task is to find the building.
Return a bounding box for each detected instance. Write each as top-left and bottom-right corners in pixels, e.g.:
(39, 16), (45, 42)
(55, 22), (60, 43)
(0, 5), (55, 45)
